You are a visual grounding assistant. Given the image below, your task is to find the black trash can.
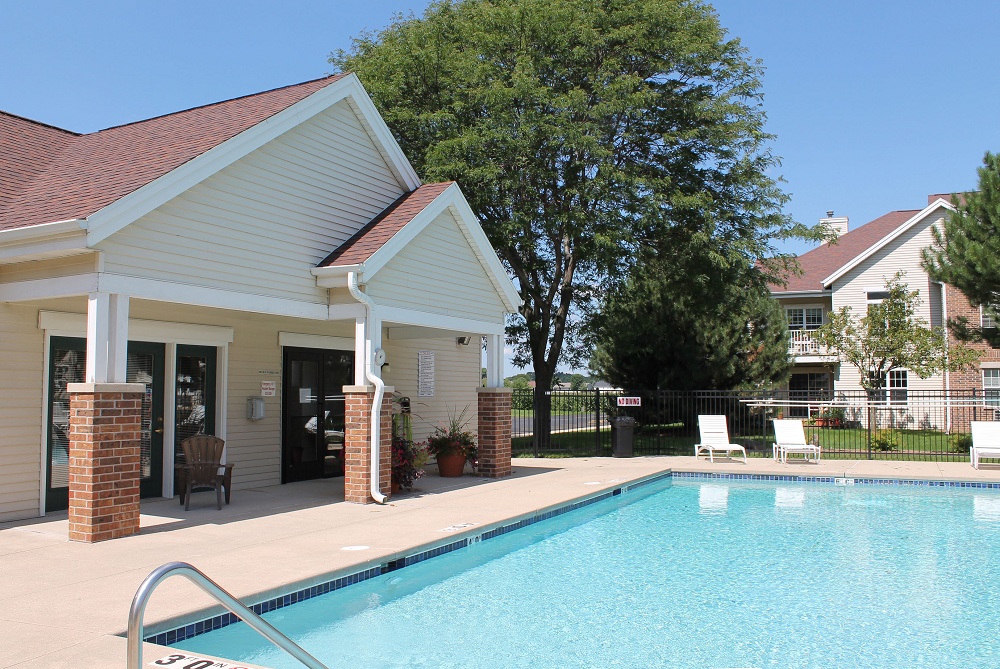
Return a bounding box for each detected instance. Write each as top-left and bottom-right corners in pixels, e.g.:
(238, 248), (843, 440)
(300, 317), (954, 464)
(612, 416), (636, 457)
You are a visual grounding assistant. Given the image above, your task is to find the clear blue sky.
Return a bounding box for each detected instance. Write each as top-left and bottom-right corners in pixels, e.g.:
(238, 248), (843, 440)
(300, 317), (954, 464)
(4, 0), (1000, 373)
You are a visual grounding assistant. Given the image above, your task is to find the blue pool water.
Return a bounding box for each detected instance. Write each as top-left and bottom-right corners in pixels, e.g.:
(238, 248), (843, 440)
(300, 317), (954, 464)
(174, 478), (1000, 668)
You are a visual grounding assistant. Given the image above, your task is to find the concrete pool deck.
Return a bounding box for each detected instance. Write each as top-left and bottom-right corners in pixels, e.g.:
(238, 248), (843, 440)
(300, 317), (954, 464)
(4, 455), (1000, 668)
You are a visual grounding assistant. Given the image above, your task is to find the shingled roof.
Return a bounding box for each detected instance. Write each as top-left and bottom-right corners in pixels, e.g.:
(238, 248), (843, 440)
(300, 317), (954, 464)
(774, 209), (920, 293)
(0, 74), (345, 232)
(318, 182), (454, 267)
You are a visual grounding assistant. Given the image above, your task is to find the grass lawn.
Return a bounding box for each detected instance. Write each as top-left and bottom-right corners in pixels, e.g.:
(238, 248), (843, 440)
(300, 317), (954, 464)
(512, 425), (971, 461)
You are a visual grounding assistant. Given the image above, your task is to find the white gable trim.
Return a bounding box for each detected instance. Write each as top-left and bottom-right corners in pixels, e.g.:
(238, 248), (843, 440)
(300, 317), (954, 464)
(821, 199), (956, 288)
(83, 74), (421, 246)
(312, 183), (521, 313)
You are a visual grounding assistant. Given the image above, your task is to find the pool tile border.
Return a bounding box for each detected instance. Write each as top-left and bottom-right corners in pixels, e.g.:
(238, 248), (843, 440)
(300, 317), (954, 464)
(151, 469), (998, 646)
(671, 470), (1000, 489)
(147, 471), (673, 646)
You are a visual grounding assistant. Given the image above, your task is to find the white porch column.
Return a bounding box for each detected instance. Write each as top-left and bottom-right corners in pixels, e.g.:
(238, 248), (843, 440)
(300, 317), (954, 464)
(354, 317), (367, 386)
(85, 292), (130, 383)
(485, 333), (504, 387)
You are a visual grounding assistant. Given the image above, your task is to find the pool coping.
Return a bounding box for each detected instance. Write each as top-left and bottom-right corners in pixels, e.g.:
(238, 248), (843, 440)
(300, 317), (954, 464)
(147, 467), (1000, 647)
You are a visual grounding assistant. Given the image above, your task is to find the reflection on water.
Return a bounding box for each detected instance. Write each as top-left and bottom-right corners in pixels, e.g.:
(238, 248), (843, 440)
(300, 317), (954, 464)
(698, 484), (729, 514)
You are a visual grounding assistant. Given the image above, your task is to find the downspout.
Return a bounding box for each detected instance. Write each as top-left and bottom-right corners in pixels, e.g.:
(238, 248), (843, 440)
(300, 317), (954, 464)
(347, 271), (388, 505)
(940, 281), (952, 433)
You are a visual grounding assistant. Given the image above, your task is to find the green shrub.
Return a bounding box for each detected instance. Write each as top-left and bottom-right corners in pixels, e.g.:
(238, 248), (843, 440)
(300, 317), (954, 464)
(869, 430), (899, 452)
(951, 433), (973, 453)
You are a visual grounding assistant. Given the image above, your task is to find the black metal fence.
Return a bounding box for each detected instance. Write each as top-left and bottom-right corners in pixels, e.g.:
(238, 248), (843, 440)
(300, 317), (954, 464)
(511, 388), (998, 460)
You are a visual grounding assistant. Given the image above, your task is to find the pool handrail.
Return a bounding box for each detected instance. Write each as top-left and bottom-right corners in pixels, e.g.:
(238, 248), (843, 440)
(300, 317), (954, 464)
(127, 560), (329, 669)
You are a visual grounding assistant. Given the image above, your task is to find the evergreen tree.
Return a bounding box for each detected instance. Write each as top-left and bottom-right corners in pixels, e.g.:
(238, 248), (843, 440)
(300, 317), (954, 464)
(923, 152), (1000, 346)
(589, 246), (791, 390)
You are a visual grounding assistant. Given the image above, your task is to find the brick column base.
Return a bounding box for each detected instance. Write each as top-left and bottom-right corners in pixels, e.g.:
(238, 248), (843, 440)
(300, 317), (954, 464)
(478, 387), (512, 478)
(343, 385), (393, 504)
(66, 383), (145, 543)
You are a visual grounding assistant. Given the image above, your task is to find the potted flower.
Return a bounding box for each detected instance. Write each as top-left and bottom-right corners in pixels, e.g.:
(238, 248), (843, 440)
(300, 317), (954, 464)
(391, 398), (426, 493)
(424, 407), (477, 477)
(815, 406), (845, 428)
(391, 434), (426, 492)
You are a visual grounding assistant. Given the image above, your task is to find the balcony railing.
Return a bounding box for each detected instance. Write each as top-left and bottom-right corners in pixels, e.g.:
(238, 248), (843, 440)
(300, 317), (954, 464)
(788, 329), (829, 357)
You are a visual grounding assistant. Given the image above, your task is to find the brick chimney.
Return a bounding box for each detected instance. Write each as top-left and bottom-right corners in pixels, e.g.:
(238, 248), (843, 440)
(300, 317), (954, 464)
(819, 210), (849, 243)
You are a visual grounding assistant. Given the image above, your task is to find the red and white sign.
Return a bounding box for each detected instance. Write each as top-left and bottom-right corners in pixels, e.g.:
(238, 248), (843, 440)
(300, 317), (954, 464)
(616, 396), (641, 407)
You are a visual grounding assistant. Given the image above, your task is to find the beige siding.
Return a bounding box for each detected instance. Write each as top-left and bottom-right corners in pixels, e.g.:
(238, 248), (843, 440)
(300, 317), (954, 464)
(831, 210), (947, 395)
(367, 209), (507, 322)
(381, 337), (482, 443)
(0, 303), (44, 521)
(97, 100), (404, 302)
(0, 253), (98, 283)
(0, 295), (481, 517)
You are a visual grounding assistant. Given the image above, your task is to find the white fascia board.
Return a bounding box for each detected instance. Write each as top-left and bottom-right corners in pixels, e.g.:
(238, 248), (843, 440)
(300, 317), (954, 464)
(379, 304), (505, 335)
(0, 273), (99, 301)
(84, 74), (409, 245)
(327, 302), (366, 320)
(343, 90), (421, 191)
(0, 218), (87, 243)
(821, 200), (956, 288)
(39, 310), (234, 344)
(311, 264), (365, 288)
(770, 290), (832, 300)
(95, 273), (329, 320)
(0, 219), (88, 261)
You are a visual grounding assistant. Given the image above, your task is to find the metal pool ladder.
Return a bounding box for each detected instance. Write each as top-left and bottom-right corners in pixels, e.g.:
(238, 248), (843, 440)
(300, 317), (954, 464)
(127, 561), (329, 669)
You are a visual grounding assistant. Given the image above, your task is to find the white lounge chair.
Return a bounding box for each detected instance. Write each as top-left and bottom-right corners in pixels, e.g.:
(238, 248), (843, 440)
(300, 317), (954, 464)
(772, 419), (821, 464)
(694, 415), (747, 463)
(970, 421), (1000, 469)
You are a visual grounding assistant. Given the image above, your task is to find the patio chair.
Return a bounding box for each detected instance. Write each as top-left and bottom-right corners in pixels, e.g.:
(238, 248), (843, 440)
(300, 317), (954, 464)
(970, 421), (1000, 469)
(772, 419), (821, 464)
(179, 435), (233, 510)
(694, 415), (747, 463)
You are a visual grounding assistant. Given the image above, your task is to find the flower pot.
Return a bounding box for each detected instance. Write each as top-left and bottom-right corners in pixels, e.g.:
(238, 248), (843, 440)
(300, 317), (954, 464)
(391, 481), (401, 494)
(436, 453), (466, 477)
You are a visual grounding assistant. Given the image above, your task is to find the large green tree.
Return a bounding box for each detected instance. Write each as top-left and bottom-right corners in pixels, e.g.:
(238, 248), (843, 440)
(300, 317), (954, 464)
(923, 152), (1000, 346)
(332, 0), (808, 395)
(589, 245), (791, 390)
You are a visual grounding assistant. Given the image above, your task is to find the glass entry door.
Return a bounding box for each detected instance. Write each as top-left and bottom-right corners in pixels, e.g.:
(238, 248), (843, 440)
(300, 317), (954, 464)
(128, 342), (165, 499)
(173, 345), (217, 474)
(45, 337), (165, 511)
(282, 347), (353, 483)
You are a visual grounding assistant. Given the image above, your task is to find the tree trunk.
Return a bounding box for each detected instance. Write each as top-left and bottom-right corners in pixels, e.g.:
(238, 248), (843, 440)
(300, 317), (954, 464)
(532, 368), (555, 456)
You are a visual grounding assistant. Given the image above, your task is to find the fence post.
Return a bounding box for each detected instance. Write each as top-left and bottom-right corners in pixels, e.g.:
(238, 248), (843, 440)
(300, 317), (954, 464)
(594, 388), (601, 456)
(866, 391), (873, 460)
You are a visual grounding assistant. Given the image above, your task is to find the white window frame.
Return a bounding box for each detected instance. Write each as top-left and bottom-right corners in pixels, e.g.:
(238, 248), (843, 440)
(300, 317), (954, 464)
(785, 305), (824, 331)
(984, 368), (1000, 406)
(982, 305), (998, 330)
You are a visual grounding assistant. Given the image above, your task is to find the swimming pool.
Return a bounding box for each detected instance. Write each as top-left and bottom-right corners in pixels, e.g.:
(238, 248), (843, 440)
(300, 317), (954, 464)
(172, 476), (1000, 668)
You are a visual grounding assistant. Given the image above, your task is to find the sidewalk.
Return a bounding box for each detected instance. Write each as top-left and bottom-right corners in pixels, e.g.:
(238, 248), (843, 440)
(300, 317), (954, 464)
(2, 455), (997, 668)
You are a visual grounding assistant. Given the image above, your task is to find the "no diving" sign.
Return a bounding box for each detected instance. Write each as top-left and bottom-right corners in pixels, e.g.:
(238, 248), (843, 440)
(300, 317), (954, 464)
(616, 396), (641, 407)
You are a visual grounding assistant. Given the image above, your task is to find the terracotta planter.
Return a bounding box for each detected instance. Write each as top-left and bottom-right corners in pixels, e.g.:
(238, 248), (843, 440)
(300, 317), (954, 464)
(436, 453), (467, 477)
(391, 481), (401, 494)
